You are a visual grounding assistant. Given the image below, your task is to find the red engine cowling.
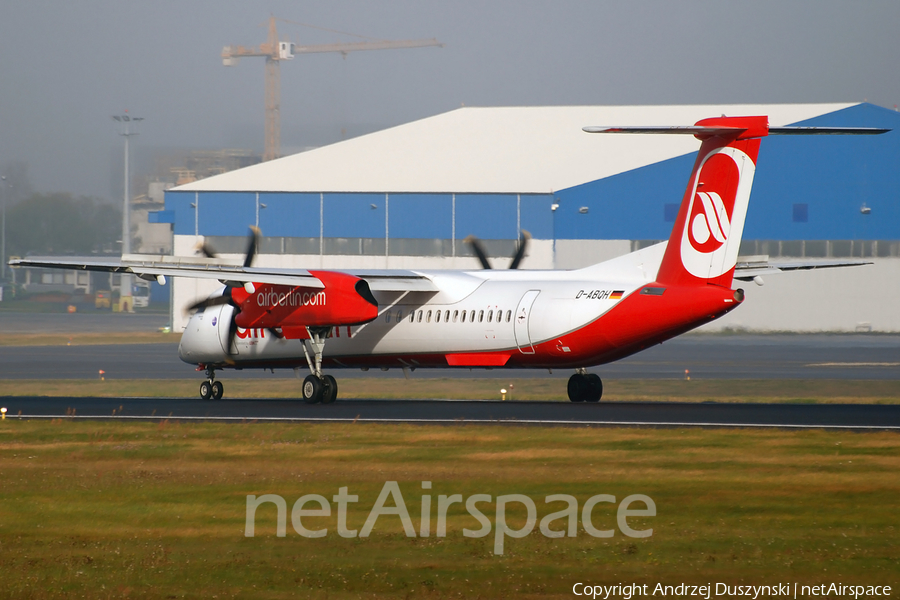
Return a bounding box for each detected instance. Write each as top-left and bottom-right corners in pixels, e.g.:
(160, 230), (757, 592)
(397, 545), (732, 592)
(232, 271), (378, 332)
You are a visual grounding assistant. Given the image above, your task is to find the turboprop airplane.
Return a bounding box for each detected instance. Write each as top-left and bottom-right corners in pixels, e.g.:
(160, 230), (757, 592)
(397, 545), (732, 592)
(11, 115), (887, 404)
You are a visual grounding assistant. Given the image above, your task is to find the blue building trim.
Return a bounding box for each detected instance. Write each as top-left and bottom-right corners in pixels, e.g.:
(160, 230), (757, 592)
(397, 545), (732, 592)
(258, 193), (320, 237)
(148, 210), (175, 224)
(553, 103), (900, 241)
(747, 104), (900, 240)
(388, 194), (452, 239)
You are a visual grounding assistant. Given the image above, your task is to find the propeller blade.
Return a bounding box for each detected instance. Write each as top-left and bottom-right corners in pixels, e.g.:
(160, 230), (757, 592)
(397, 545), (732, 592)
(508, 230), (531, 270)
(244, 226), (260, 268)
(226, 312), (239, 356)
(186, 294), (232, 313)
(194, 240), (218, 258)
(464, 235), (492, 270)
(185, 286), (236, 315)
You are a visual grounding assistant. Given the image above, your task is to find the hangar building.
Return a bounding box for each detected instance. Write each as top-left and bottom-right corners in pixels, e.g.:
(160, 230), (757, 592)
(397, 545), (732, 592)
(160, 103), (900, 332)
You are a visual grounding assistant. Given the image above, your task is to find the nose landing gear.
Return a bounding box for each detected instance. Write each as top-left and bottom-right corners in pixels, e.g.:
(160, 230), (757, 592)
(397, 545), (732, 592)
(199, 366), (224, 400)
(567, 369), (602, 403)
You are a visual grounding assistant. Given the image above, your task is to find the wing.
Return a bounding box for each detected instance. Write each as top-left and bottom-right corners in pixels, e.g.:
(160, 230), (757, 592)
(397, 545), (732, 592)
(338, 269), (439, 292)
(10, 255), (325, 288)
(8, 255), (438, 292)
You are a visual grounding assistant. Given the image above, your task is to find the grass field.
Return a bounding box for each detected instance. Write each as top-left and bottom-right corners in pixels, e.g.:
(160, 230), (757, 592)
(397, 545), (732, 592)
(2, 377), (900, 404)
(0, 420), (898, 599)
(0, 332), (179, 347)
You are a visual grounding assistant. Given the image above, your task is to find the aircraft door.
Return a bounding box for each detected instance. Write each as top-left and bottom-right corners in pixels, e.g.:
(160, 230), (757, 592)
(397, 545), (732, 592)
(514, 290), (540, 354)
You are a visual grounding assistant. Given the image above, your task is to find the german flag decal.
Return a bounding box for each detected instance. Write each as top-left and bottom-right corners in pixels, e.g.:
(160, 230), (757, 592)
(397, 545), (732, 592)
(610, 290), (624, 300)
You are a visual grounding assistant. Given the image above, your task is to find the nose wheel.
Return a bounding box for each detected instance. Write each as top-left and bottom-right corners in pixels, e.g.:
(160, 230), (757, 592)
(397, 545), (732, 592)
(199, 367), (224, 400)
(567, 370), (602, 403)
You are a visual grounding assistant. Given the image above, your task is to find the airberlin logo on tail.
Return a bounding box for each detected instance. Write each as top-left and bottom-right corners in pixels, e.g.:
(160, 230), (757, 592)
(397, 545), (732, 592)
(689, 191), (730, 253)
(679, 146), (755, 280)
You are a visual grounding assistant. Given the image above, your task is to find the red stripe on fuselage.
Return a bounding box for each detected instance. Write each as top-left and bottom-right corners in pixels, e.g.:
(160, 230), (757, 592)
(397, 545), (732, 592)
(445, 353), (511, 367)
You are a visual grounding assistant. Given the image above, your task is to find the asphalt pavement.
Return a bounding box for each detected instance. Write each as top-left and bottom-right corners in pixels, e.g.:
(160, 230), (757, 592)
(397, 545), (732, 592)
(1, 334), (898, 380)
(4, 396), (899, 430)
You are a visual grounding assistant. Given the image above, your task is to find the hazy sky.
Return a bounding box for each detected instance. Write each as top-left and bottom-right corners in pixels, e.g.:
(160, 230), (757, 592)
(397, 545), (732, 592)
(2, 1), (899, 200)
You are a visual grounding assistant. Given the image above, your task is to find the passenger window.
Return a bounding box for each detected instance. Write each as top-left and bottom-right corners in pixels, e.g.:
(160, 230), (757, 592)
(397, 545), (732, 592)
(417, 310), (423, 323)
(470, 310), (476, 322)
(426, 310), (432, 323)
(506, 310), (512, 322)
(436, 310), (442, 323)
(385, 310), (391, 323)
(478, 310), (484, 323)
(444, 310), (450, 323)
(410, 311), (415, 323)
(460, 311), (466, 323)
(397, 310), (403, 323)
(487, 310), (493, 322)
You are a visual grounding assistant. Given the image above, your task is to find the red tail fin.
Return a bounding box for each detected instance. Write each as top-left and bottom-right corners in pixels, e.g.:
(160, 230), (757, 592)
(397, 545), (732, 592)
(582, 116), (887, 286)
(655, 116), (766, 287)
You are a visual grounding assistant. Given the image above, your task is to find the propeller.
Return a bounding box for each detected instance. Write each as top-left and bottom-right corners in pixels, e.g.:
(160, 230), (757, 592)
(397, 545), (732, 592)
(195, 241), (217, 259)
(194, 225), (259, 268)
(185, 227), (264, 354)
(464, 230), (531, 270)
(186, 287), (234, 313)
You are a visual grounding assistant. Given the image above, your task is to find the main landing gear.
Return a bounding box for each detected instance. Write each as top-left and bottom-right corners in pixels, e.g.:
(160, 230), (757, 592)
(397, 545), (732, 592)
(199, 366), (224, 400)
(300, 327), (338, 404)
(567, 369), (602, 403)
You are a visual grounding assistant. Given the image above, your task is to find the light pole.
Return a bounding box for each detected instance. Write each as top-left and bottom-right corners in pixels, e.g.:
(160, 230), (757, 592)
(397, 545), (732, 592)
(0, 175), (7, 282)
(112, 113), (143, 312)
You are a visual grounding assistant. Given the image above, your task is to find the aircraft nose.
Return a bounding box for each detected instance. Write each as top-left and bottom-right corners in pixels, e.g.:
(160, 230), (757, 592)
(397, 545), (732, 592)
(178, 311), (215, 364)
(177, 322), (198, 363)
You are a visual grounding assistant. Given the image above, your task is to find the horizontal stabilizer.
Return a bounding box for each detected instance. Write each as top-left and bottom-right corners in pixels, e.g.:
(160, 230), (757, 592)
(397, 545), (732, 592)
(768, 127), (891, 135)
(584, 125), (746, 135)
(734, 256), (872, 281)
(584, 124), (890, 139)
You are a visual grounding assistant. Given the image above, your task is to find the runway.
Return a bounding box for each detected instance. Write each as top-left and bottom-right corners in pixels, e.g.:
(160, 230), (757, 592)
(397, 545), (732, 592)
(2, 333), (899, 380)
(3, 312), (898, 428)
(4, 396), (900, 430)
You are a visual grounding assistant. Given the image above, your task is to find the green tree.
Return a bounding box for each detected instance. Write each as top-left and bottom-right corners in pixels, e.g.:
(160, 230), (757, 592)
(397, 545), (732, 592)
(7, 193), (122, 256)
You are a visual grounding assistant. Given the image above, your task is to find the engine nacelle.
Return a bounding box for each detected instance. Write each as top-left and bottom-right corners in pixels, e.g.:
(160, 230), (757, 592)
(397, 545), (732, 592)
(232, 271), (378, 331)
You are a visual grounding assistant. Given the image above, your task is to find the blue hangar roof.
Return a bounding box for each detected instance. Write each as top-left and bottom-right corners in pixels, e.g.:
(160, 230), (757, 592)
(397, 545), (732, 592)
(165, 103), (900, 242)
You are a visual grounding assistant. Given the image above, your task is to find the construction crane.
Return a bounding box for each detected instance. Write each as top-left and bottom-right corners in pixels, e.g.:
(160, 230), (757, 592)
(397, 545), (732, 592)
(223, 17), (442, 161)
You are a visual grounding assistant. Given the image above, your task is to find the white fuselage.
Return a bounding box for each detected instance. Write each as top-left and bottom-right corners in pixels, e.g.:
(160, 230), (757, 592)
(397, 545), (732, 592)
(178, 244), (668, 370)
